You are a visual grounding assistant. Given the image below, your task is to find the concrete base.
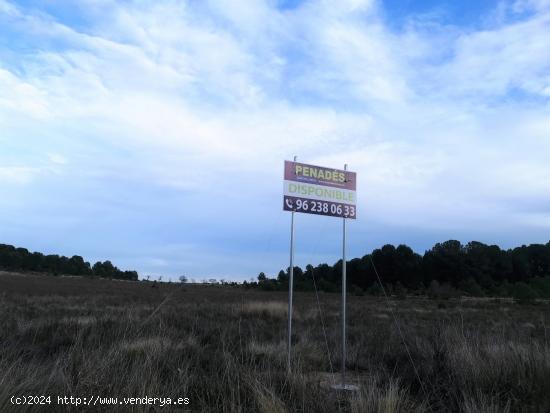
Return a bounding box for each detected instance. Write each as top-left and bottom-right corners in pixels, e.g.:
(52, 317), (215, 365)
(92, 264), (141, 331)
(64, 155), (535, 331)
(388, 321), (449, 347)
(316, 372), (362, 392)
(330, 383), (360, 392)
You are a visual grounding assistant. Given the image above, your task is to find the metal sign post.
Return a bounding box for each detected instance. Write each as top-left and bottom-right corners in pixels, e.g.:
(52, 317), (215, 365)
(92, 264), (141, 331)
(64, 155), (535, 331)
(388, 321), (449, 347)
(341, 164), (347, 387)
(287, 156), (297, 372)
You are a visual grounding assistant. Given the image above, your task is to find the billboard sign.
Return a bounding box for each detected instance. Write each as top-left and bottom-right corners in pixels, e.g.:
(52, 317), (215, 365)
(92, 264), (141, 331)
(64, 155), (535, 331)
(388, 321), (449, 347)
(283, 160), (356, 219)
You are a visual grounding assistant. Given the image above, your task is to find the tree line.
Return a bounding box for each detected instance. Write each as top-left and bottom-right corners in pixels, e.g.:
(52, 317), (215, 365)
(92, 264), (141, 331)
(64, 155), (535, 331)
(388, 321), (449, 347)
(0, 244), (138, 281)
(251, 240), (550, 300)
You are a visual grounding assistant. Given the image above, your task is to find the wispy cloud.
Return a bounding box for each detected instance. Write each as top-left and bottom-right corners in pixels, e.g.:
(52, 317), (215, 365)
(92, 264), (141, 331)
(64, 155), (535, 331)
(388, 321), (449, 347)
(0, 0), (548, 278)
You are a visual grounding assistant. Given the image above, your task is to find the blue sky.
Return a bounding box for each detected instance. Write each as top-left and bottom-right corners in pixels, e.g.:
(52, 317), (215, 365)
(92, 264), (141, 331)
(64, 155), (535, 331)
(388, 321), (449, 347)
(1, 0), (549, 281)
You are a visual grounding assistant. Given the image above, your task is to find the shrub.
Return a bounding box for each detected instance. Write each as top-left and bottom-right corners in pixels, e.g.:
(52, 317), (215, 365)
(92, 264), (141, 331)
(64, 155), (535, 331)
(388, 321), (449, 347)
(460, 277), (485, 297)
(428, 280), (460, 300)
(511, 282), (538, 303)
(367, 282), (383, 296)
(394, 281), (407, 300)
(350, 284), (364, 296)
(529, 277), (550, 298)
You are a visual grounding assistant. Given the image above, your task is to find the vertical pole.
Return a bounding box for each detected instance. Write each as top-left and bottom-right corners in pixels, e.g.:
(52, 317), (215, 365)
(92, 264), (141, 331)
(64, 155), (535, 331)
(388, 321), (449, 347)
(341, 164), (347, 386)
(287, 155), (297, 372)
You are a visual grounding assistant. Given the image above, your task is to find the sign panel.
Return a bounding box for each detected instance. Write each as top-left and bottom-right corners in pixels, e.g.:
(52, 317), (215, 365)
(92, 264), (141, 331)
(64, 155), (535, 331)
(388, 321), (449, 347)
(283, 160), (357, 219)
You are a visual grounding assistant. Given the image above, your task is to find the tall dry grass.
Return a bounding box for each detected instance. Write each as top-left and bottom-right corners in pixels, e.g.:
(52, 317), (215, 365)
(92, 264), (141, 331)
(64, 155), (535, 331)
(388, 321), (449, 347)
(0, 273), (549, 412)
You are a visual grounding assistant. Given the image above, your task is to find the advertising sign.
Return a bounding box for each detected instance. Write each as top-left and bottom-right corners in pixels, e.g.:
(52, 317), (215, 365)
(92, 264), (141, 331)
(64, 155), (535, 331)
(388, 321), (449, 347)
(283, 160), (357, 219)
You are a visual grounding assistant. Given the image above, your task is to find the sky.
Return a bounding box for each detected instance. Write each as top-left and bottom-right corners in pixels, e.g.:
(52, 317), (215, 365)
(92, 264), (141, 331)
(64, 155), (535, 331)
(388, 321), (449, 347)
(1, 0), (549, 281)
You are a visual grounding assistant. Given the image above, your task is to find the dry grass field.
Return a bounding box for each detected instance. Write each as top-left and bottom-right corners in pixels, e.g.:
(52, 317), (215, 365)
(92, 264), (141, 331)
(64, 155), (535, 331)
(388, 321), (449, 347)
(0, 272), (549, 412)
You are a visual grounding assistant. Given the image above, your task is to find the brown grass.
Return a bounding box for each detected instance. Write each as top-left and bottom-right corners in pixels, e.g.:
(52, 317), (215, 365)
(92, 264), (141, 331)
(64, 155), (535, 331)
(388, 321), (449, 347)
(0, 272), (549, 412)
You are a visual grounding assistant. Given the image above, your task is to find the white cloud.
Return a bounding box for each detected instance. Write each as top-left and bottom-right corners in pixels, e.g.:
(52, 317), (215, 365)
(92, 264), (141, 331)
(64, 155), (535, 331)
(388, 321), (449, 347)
(0, 69), (51, 119)
(438, 14), (550, 98)
(513, 0), (550, 13)
(0, 166), (39, 185)
(0, 0), (549, 276)
(47, 153), (68, 165)
(0, 0), (18, 16)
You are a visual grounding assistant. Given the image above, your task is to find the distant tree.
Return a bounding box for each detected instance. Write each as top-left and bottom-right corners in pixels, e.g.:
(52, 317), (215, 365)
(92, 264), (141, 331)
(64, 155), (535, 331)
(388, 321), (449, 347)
(257, 272), (267, 282)
(459, 277), (484, 297)
(290, 266), (304, 280)
(316, 263), (336, 286)
(45, 254), (61, 274)
(423, 240), (466, 287)
(93, 260), (117, 278)
(92, 262), (103, 277)
(277, 270), (288, 284)
(0, 243), (138, 280)
(179, 275), (188, 283)
(512, 282), (538, 303)
(464, 242), (511, 288)
(395, 245), (423, 289)
(347, 258), (369, 291)
(123, 270), (138, 281)
(67, 255), (91, 275)
(427, 280), (459, 300)
(371, 245), (399, 285)
(529, 276), (550, 298)
(394, 281), (407, 299)
(367, 282), (383, 296)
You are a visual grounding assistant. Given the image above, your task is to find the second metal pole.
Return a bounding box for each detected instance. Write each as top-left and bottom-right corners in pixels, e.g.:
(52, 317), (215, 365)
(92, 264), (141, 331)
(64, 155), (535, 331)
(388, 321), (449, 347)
(287, 210), (295, 372)
(341, 164), (347, 386)
(287, 155), (297, 372)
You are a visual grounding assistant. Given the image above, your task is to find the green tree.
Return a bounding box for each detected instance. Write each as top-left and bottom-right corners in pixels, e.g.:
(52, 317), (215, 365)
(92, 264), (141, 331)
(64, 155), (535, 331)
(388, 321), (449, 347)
(512, 282), (538, 303)
(423, 240), (466, 287)
(459, 277), (484, 297)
